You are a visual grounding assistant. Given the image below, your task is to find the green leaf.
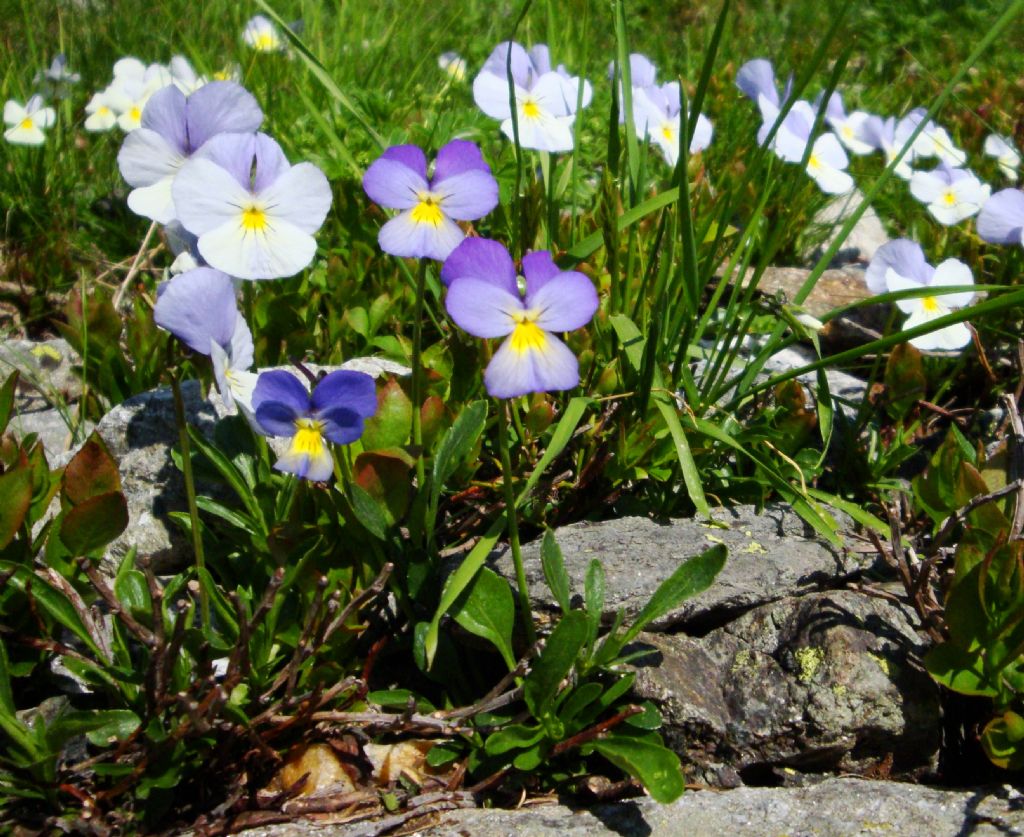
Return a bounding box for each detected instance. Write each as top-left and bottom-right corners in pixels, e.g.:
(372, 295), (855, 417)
(592, 734), (685, 803)
(59, 491), (128, 555)
(348, 481), (390, 541)
(541, 529), (571, 613)
(0, 563), (107, 660)
(0, 371), (17, 435)
(622, 543), (726, 645)
(584, 558), (605, 648)
(188, 426), (265, 533)
(981, 712), (1024, 770)
(361, 378), (412, 450)
(485, 723), (545, 756)
(427, 400), (487, 542)
(46, 709), (140, 749)
(354, 450), (412, 527)
(0, 639), (40, 762)
(0, 466), (32, 550)
(923, 642), (996, 697)
(524, 610), (588, 719)
(512, 744), (545, 771)
(452, 567), (516, 670)
(62, 432), (121, 504)
(195, 496), (257, 533)
(424, 514), (505, 667)
(558, 681), (603, 727)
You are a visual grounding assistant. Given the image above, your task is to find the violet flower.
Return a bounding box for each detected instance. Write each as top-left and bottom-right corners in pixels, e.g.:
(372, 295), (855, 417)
(817, 91), (874, 155)
(632, 81), (713, 166)
(909, 161), (990, 226)
(977, 188), (1024, 247)
(118, 81), (263, 224)
(252, 370), (377, 482)
(760, 99), (854, 195)
(865, 239), (975, 352)
(172, 131), (332, 280)
(442, 238), (598, 398)
(362, 140), (498, 261)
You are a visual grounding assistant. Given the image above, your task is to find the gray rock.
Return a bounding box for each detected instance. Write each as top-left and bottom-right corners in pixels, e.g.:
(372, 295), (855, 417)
(489, 506), (867, 631)
(807, 189), (891, 267)
(237, 778), (1024, 836)
(630, 590), (941, 780)
(0, 337), (82, 408)
(5, 404), (94, 464)
(763, 344), (868, 421)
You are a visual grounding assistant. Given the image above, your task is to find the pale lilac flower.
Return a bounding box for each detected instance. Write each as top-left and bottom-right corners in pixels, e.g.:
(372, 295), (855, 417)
(632, 82), (712, 166)
(473, 41), (590, 152)
(3, 96), (55, 146)
(169, 55), (207, 95)
(736, 58), (793, 111)
(608, 53), (657, 122)
(153, 267), (257, 411)
(817, 91), (874, 155)
(84, 90), (119, 132)
(909, 162), (990, 225)
(243, 15), (284, 52)
(118, 81), (263, 223)
(442, 238), (598, 398)
(438, 52), (467, 82)
(252, 370), (377, 482)
(37, 54), (80, 85)
(866, 239), (975, 351)
(362, 140), (498, 261)
(858, 115), (914, 179)
(977, 188), (1024, 246)
(983, 134), (1020, 182)
(173, 131), (332, 280)
(761, 100), (854, 194)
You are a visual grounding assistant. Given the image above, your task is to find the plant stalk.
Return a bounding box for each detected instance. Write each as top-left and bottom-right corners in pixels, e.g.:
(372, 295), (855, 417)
(411, 259), (428, 489)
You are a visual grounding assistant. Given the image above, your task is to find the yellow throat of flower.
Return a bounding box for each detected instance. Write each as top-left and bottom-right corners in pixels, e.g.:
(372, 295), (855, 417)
(808, 153), (821, 171)
(291, 418), (326, 457)
(256, 33), (276, 51)
(241, 204), (269, 232)
(921, 296), (942, 314)
(660, 124), (675, 142)
(19, 117), (33, 130)
(509, 312), (547, 355)
(941, 190), (957, 207)
(129, 106), (141, 122)
(411, 194), (444, 227)
(521, 98), (541, 120)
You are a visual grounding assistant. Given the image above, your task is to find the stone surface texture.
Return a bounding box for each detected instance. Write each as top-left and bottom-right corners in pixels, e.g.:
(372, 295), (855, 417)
(490, 506), (867, 630)
(237, 778), (1024, 836)
(630, 590), (941, 781)
(808, 189), (891, 267)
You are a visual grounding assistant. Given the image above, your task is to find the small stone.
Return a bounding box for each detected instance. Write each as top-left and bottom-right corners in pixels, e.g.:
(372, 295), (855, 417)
(262, 743), (355, 798)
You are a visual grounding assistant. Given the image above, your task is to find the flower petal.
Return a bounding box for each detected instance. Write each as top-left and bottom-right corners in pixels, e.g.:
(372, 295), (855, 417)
(173, 157), (253, 235)
(193, 131), (287, 192)
(866, 239), (931, 295)
(440, 237), (517, 292)
(521, 250), (561, 296)
(152, 267), (238, 354)
(139, 85), (188, 153)
(930, 258), (975, 308)
(481, 41), (532, 89)
(736, 59), (778, 107)
(485, 331), (579, 398)
(473, 70), (516, 121)
(977, 188), (1024, 245)
(529, 271), (599, 332)
(363, 155), (429, 210)
(260, 161), (332, 234)
(434, 169), (499, 220)
(198, 215), (318, 279)
(253, 370), (309, 430)
(185, 81), (263, 151)
(378, 209), (464, 261)
(275, 445), (335, 482)
(432, 139), (490, 182)
(3, 101), (26, 125)
(445, 277), (520, 338)
(311, 370), (378, 422)
(885, 268), (930, 315)
(127, 177), (178, 224)
(317, 406), (366, 445)
(902, 308), (971, 352)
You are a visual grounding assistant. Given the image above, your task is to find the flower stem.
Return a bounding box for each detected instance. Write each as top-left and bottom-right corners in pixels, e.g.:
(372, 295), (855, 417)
(170, 374), (210, 629)
(411, 259), (428, 491)
(496, 401), (536, 647)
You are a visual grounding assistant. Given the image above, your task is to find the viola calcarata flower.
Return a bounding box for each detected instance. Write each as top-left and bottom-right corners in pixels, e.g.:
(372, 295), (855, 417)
(438, 52), (467, 82)
(473, 41), (590, 152)
(977, 188), (1024, 247)
(909, 162), (990, 226)
(3, 95), (55, 145)
(243, 15), (285, 52)
(362, 140), (498, 261)
(632, 81), (713, 166)
(817, 91), (875, 155)
(983, 134), (1020, 182)
(118, 81), (263, 223)
(173, 131), (332, 280)
(761, 99), (854, 194)
(252, 370), (377, 482)
(442, 238), (599, 398)
(866, 239), (975, 352)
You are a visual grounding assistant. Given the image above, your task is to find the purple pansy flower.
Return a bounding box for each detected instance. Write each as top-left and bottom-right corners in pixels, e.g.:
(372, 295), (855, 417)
(252, 370), (377, 482)
(172, 131), (332, 280)
(977, 188), (1024, 246)
(152, 267), (257, 411)
(117, 81), (263, 224)
(362, 140), (498, 261)
(866, 239), (975, 352)
(473, 41), (591, 152)
(442, 238), (599, 398)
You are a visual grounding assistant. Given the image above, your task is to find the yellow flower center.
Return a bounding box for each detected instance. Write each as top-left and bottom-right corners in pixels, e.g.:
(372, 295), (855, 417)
(98, 106), (110, 116)
(842, 125), (854, 139)
(941, 190), (957, 206)
(522, 98), (541, 119)
(411, 194), (444, 227)
(660, 124), (675, 142)
(255, 32), (276, 51)
(19, 117), (33, 130)
(241, 205), (269, 231)
(921, 296), (942, 314)
(808, 153), (821, 171)
(291, 418), (326, 457)
(509, 312), (547, 355)
(129, 106), (141, 122)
